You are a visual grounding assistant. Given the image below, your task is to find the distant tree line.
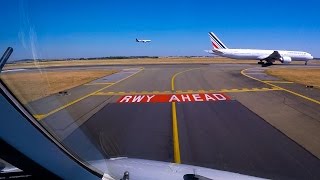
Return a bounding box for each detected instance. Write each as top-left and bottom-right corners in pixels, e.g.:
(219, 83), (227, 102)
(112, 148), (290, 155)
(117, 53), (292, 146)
(9, 56), (160, 63)
(9, 56), (221, 63)
(82, 56), (159, 60)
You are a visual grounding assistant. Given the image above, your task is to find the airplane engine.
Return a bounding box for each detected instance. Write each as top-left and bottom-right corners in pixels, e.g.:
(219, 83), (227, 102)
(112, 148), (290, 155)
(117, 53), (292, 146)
(280, 56), (292, 64)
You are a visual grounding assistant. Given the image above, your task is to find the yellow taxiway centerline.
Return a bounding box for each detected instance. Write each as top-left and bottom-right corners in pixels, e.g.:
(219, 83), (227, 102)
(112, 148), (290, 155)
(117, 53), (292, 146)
(171, 101), (180, 164)
(170, 68), (201, 164)
(34, 68), (144, 120)
(84, 82), (115, 85)
(93, 87), (282, 96)
(262, 81), (294, 84)
(171, 68), (201, 91)
(241, 68), (320, 105)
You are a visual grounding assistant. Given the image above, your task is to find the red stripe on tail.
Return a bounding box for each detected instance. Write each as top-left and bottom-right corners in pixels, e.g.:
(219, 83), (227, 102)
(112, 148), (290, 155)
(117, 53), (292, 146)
(212, 42), (219, 49)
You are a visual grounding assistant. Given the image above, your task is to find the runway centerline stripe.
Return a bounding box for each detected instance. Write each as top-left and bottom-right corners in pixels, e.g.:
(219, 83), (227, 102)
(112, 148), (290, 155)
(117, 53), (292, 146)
(34, 68), (144, 121)
(241, 68), (320, 105)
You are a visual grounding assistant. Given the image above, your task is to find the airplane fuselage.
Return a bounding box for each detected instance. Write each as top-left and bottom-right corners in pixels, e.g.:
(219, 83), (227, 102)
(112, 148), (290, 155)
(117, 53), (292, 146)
(211, 49), (313, 62)
(136, 39), (151, 43)
(206, 32), (314, 65)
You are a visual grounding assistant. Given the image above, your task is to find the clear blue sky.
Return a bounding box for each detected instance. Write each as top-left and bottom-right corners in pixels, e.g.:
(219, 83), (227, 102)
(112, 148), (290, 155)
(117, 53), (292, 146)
(1, 0), (320, 60)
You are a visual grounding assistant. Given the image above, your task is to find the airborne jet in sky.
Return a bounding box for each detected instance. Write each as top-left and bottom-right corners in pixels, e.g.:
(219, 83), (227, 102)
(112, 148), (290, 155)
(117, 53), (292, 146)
(136, 38), (151, 43)
(205, 32), (313, 65)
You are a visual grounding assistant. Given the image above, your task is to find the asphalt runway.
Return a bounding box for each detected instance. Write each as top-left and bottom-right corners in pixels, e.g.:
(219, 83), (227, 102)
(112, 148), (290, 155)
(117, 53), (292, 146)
(22, 63), (320, 179)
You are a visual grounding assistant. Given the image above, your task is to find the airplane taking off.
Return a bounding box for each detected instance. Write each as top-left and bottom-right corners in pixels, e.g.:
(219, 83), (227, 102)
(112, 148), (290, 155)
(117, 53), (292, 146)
(136, 38), (151, 43)
(205, 32), (313, 65)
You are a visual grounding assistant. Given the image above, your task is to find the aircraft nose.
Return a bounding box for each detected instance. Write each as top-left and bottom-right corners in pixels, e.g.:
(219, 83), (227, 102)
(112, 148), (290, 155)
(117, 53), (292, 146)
(309, 54), (314, 60)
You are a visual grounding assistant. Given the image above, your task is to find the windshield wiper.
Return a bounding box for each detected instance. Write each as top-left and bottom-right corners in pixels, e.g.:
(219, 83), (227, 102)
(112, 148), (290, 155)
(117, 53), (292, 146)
(0, 47), (13, 73)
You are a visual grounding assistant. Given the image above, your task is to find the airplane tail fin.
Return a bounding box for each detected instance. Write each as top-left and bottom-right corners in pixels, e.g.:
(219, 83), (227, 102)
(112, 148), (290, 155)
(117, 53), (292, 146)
(136, 38), (139, 42)
(208, 32), (228, 49)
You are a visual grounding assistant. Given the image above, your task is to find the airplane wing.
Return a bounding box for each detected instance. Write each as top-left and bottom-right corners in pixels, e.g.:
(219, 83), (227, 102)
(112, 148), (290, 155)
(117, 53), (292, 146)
(205, 49), (223, 55)
(258, 51), (281, 63)
(204, 50), (214, 53)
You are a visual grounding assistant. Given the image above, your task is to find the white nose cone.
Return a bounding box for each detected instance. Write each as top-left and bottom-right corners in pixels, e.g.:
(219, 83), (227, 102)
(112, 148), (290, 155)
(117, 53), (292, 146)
(310, 55), (314, 60)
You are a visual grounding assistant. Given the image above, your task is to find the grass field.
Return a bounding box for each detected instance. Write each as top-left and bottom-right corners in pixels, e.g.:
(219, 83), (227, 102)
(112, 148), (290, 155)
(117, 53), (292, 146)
(2, 58), (319, 103)
(266, 68), (320, 88)
(5, 58), (320, 70)
(0, 70), (118, 104)
(4, 58), (252, 69)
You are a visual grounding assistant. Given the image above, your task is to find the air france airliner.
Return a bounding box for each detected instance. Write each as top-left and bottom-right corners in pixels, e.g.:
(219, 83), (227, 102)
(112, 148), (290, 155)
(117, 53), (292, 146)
(136, 38), (151, 43)
(205, 32), (313, 65)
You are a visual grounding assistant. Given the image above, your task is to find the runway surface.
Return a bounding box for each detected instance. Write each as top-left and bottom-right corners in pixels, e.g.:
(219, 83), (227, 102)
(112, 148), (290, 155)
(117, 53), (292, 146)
(23, 63), (320, 179)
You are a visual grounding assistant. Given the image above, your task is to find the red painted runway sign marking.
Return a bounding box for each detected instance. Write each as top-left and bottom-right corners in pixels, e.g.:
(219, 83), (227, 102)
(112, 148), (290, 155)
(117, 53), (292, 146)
(117, 93), (230, 103)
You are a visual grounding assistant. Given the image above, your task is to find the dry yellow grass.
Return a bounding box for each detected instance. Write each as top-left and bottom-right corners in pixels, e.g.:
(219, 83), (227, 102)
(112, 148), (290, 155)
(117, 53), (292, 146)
(4, 58), (254, 69)
(5, 58), (320, 70)
(1, 70), (118, 104)
(266, 68), (320, 88)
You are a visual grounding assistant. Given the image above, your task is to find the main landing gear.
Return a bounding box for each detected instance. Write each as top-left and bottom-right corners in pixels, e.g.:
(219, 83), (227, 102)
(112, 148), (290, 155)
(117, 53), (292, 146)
(258, 61), (273, 67)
